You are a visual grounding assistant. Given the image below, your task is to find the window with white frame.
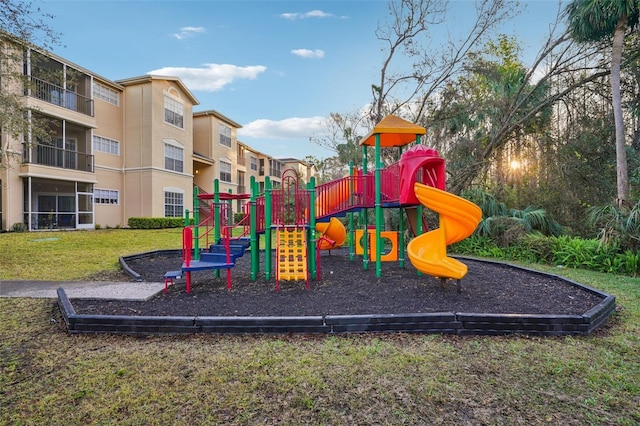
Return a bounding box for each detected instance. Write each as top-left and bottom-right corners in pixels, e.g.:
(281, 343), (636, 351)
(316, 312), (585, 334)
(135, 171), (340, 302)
(93, 135), (120, 155)
(164, 96), (184, 129)
(93, 82), (119, 106)
(164, 191), (184, 217)
(219, 124), (231, 147)
(219, 160), (232, 182)
(250, 155), (258, 171)
(94, 188), (119, 205)
(164, 142), (184, 172)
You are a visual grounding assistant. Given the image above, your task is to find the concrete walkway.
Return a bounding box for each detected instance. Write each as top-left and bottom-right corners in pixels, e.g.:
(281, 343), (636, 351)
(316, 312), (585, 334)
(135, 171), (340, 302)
(0, 280), (165, 301)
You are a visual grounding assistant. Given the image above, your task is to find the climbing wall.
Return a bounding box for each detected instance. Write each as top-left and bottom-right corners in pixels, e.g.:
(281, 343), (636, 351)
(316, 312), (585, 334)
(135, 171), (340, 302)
(276, 227), (309, 290)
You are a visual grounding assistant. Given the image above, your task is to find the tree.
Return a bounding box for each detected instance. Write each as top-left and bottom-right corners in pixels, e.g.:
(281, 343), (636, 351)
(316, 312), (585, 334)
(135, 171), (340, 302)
(565, 0), (640, 206)
(369, 0), (517, 125)
(1, 0), (60, 166)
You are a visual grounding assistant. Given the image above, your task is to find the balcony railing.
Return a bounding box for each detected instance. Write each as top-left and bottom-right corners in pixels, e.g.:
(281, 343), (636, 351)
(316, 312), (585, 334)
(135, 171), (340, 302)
(28, 77), (94, 117)
(23, 143), (94, 172)
(237, 155), (246, 166)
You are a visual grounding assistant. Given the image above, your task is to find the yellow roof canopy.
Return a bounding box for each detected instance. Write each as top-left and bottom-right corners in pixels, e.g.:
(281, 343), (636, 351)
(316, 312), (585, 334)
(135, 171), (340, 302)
(359, 115), (427, 147)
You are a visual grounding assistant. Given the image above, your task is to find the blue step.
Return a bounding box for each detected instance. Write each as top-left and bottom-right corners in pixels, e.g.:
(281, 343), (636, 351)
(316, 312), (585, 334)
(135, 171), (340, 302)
(217, 237), (251, 249)
(182, 260), (235, 272)
(200, 252), (241, 263)
(208, 244), (246, 257)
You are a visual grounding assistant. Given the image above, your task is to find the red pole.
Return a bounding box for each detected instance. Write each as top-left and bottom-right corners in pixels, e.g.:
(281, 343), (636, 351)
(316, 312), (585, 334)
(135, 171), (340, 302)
(183, 227), (193, 293)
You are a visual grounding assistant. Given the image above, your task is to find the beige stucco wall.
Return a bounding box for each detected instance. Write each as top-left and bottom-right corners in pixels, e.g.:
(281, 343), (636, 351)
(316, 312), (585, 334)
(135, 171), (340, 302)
(120, 78), (195, 221)
(92, 81), (125, 227)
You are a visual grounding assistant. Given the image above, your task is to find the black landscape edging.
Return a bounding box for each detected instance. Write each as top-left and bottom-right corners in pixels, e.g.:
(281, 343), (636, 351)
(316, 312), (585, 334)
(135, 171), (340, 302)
(120, 249), (183, 282)
(57, 254), (617, 336)
(57, 293), (616, 337)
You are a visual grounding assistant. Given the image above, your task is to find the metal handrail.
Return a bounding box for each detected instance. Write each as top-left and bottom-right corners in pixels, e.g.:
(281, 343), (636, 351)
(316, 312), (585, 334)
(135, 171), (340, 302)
(28, 76), (94, 116)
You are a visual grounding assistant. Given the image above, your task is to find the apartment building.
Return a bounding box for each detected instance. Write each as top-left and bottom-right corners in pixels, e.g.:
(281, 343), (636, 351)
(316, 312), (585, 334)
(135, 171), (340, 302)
(280, 158), (315, 184)
(0, 43), (314, 231)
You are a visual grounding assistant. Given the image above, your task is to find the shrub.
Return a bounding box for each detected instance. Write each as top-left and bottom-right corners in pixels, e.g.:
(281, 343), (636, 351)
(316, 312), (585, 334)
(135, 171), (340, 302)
(234, 212), (247, 224)
(127, 217), (185, 229)
(11, 222), (26, 232)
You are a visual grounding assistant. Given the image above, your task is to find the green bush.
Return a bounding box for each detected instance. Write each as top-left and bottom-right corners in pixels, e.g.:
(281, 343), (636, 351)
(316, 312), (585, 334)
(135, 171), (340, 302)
(452, 234), (638, 276)
(234, 212), (247, 224)
(127, 217), (186, 229)
(11, 222), (27, 232)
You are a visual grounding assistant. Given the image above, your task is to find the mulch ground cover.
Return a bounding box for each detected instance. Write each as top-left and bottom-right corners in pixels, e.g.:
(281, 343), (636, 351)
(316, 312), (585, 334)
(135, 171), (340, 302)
(72, 249), (605, 318)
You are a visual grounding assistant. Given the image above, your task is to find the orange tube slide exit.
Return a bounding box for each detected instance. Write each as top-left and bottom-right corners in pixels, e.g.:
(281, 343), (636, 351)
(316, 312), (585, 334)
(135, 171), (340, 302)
(316, 217), (347, 250)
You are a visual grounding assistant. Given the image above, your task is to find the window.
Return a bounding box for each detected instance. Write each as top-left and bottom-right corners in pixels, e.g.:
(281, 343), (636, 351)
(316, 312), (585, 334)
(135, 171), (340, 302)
(270, 159), (282, 177)
(93, 82), (119, 106)
(94, 188), (119, 205)
(219, 124), (231, 147)
(219, 160), (232, 182)
(164, 191), (184, 217)
(250, 156), (258, 171)
(164, 96), (184, 128)
(164, 143), (184, 172)
(93, 135), (120, 155)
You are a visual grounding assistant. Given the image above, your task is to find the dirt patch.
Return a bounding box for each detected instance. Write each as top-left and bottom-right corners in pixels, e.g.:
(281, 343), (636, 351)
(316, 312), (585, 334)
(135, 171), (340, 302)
(71, 250), (605, 318)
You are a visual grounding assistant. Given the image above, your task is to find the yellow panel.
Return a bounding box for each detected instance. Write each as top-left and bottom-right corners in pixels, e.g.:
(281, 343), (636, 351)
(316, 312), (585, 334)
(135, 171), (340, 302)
(276, 228), (308, 282)
(354, 229), (399, 262)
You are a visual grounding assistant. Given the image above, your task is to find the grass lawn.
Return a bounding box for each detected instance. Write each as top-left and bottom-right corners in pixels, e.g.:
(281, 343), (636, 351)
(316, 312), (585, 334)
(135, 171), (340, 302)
(1, 229), (639, 425)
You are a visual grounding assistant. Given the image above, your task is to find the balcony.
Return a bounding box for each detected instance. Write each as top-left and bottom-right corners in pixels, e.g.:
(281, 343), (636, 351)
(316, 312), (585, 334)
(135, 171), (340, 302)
(28, 77), (94, 117)
(23, 143), (94, 172)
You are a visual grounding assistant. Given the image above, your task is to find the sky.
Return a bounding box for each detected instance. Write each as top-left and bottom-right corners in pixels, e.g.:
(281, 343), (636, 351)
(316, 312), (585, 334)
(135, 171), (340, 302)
(38, 0), (567, 161)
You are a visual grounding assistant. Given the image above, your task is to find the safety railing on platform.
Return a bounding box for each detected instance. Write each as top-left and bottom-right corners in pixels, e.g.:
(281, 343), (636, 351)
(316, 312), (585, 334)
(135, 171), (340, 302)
(315, 172), (375, 219)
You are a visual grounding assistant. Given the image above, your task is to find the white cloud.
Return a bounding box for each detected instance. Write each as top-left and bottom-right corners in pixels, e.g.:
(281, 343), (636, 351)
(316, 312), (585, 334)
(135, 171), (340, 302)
(239, 116), (326, 139)
(280, 10), (333, 20)
(148, 64), (267, 92)
(172, 26), (206, 40)
(291, 49), (325, 59)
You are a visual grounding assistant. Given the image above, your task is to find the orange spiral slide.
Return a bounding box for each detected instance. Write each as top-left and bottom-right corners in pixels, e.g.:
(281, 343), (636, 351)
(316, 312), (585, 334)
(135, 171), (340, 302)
(407, 183), (482, 280)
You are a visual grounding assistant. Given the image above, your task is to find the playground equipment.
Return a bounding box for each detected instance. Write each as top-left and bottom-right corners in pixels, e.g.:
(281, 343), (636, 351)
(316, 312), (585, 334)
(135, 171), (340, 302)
(407, 183), (482, 287)
(170, 114), (481, 293)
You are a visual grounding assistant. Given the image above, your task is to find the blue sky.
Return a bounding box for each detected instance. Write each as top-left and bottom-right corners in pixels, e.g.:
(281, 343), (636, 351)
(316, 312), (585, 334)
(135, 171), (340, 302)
(39, 0), (566, 160)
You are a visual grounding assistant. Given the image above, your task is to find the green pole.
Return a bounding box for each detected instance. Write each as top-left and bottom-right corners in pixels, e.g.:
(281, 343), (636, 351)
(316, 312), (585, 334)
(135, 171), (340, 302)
(213, 179), (220, 243)
(184, 209), (190, 227)
(397, 145), (404, 268)
(228, 188), (233, 228)
(348, 161), (355, 261)
(416, 204), (423, 276)
(213, 179), (220, 275)
(361, 144), (369, 270)
(374, 133), (382, 277)
(193, 186), (200, 260)
(264, 177), (272, 280)
(416, 133), (423, 275)
(250, 176), (258, 281)
(399, 208), (405, 268)
(308, 177), (317, 280)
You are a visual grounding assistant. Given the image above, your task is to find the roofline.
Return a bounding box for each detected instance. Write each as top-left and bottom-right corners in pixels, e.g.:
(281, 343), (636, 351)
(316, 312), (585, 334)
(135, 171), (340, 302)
(116, 74), (200, 105)
(4, 33), (126, 90)
(193, 109), (242, 128)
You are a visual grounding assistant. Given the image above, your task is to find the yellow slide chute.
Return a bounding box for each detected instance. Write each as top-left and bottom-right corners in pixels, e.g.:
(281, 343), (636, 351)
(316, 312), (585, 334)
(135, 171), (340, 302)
(315, 217), (346, 250)
(407, 183), (481, 280)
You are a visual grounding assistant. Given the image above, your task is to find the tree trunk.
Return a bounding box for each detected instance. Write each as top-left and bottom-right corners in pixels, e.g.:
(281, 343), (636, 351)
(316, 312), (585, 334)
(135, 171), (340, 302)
(611, 17), (630, 206)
